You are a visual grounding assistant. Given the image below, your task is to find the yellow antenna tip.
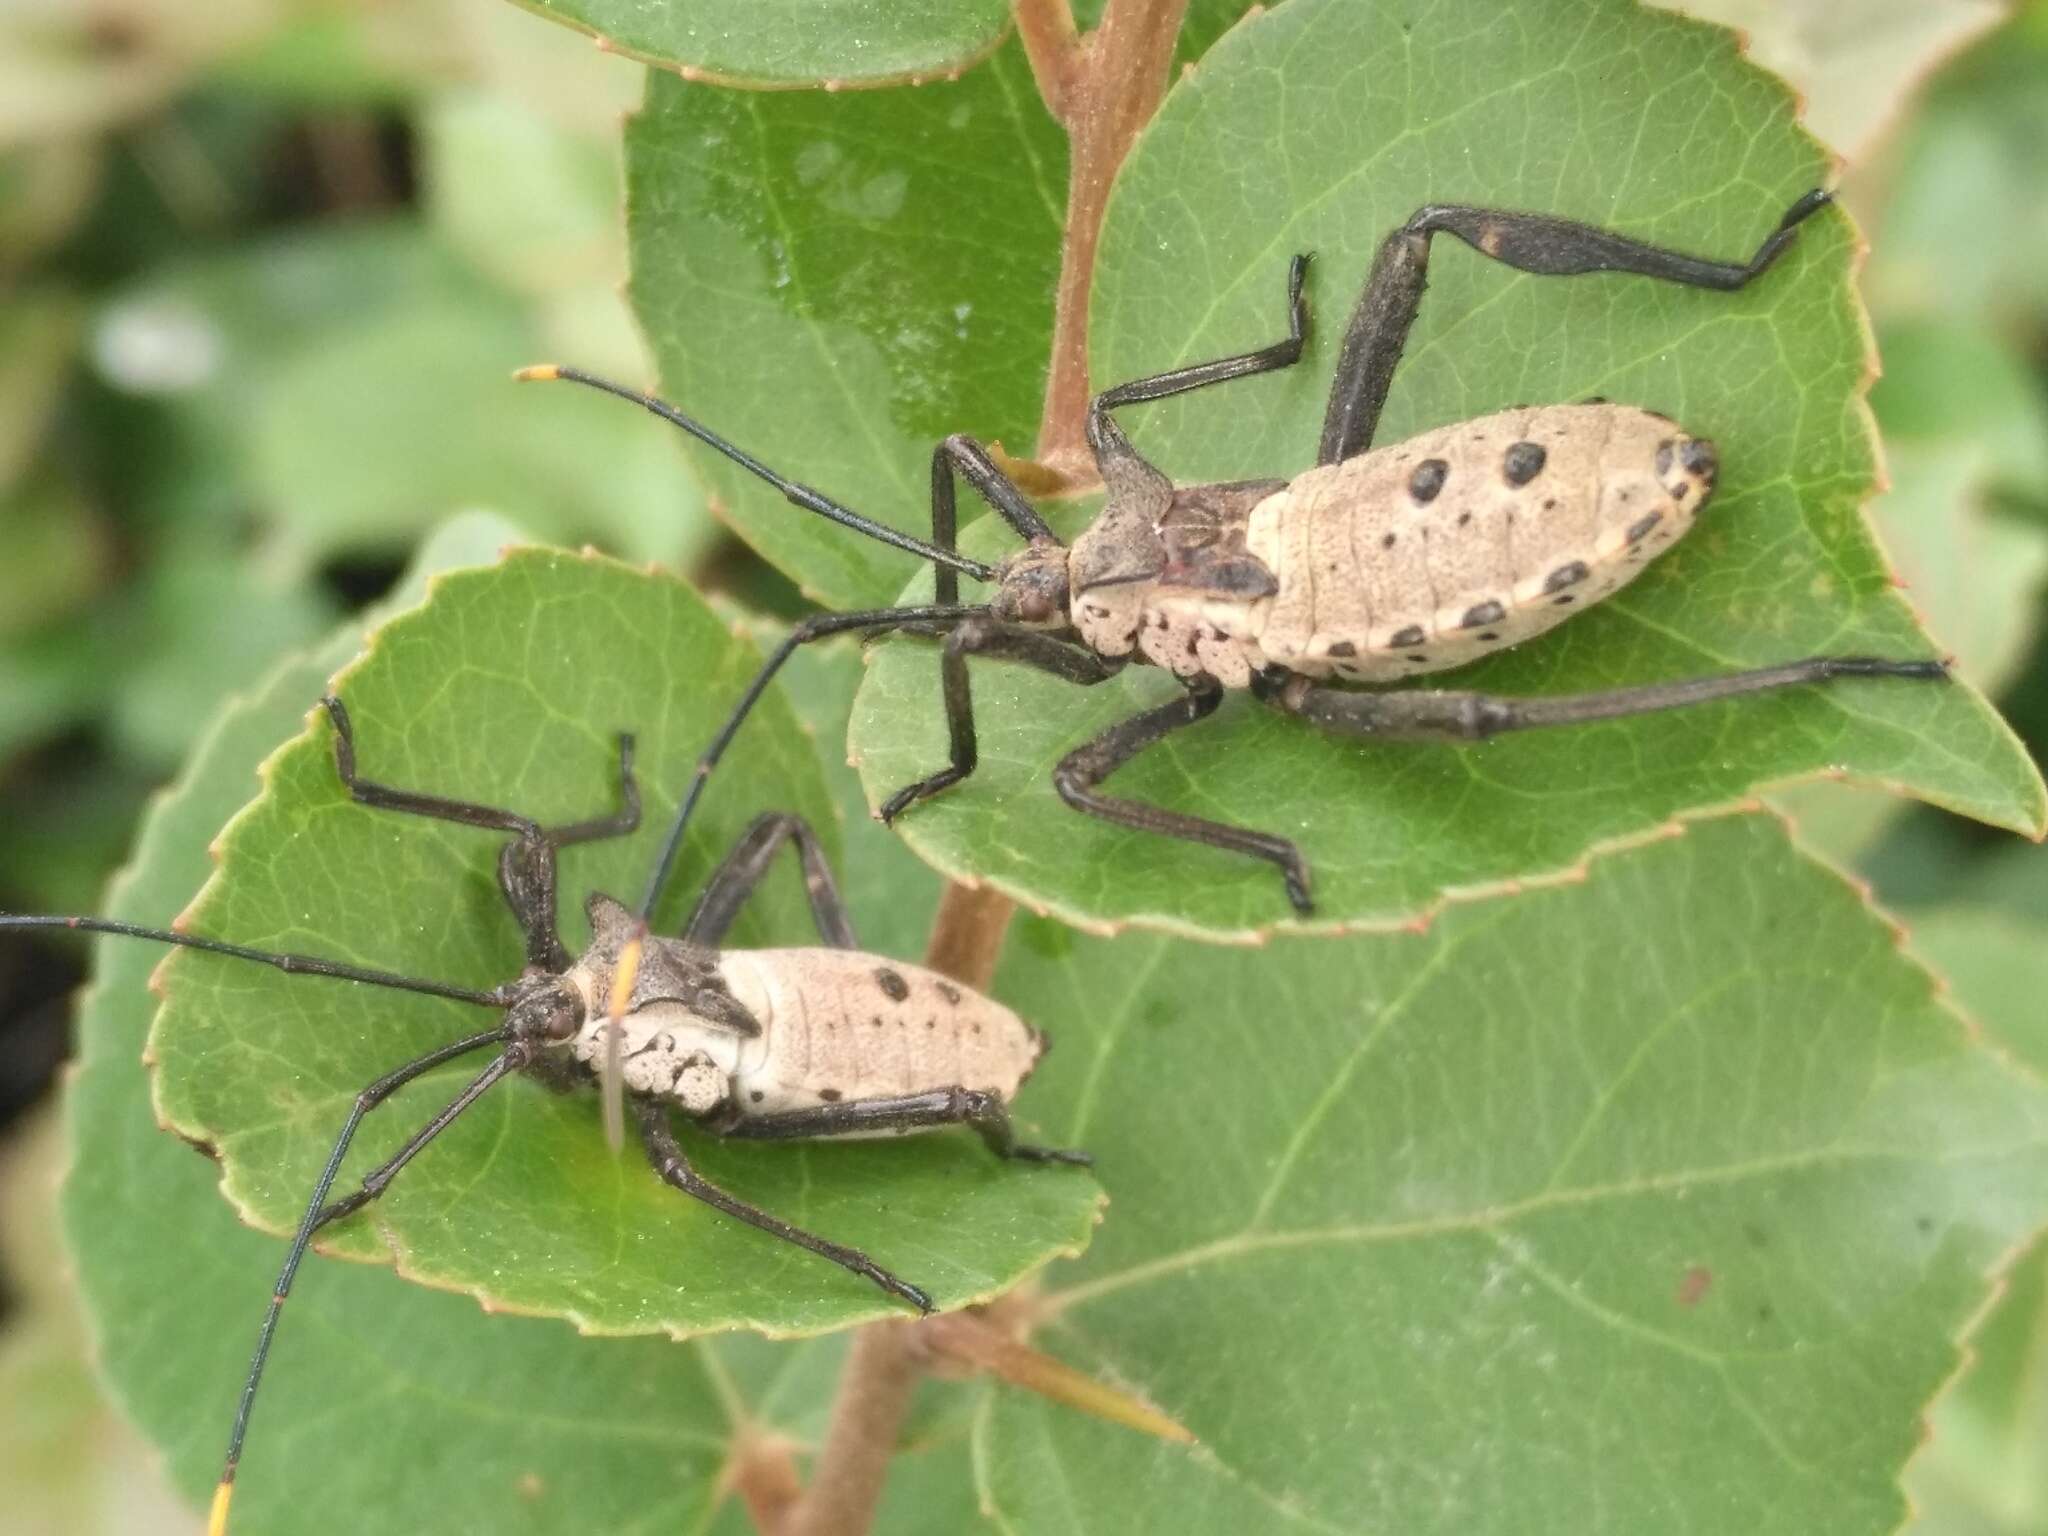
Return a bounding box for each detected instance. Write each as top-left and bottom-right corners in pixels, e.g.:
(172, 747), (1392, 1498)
(513, 364), (562, 382)
(208, 1481), (235, 1536)
(608, 927), (646, 1018)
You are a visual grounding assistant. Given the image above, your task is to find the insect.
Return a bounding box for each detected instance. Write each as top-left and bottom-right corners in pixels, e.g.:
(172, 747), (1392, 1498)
(522, 187), (1946, 914)
(2, 696), (1086, 1533)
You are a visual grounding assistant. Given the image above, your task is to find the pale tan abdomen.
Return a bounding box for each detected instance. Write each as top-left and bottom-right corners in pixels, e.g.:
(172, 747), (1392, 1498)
(720, 950), (1043, 1126)
(1244, 403), (1712, 681)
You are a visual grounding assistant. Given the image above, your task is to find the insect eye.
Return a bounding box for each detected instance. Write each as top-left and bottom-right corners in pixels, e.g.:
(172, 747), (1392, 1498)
(544, 999), (584, 1041)
(1018, 589), (1053, 623)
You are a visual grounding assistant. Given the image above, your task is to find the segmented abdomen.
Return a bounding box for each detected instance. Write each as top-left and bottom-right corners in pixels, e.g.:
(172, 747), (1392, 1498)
(721, 950), (1042, 1124)
(1244, 403), (1715, 681)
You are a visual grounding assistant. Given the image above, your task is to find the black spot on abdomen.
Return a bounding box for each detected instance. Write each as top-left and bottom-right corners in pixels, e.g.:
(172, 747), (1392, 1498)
(1461, 600), (1506, 630)
(1543, 561), (1589, 594)
(1410, 459), (1448, 503)
(1388, 624), (1426, 648)
(1503, 441), (1546, 486)
(874, 968), (909, 1001)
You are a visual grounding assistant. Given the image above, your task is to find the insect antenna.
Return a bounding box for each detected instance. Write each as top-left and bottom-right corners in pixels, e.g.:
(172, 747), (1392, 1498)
(0, 915), (508, 1006)
(6, 913), (521, 1532)
(636, 600), (988, 919)
(210, 1026), (521, 1535)
(513, 365), (996, 582)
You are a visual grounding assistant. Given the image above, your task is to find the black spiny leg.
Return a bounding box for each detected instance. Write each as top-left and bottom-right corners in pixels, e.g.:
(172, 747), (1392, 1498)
(636, 434), (1059, 919)
(634, 1099), (932, 1313)
(684, 811), (859, 950)
(635, 601), (986, 919)
(1318, 188), (1832, 465)
(890, 438), (1076, 823)
(723, 1089), (1092, 1165)
(878, 617), (1126, 824)
(1262, 655), (1950, 742)
(323, 697), (639, 971)
(1087, 253), (1311, 488)
(1053, 680), (1314, 915)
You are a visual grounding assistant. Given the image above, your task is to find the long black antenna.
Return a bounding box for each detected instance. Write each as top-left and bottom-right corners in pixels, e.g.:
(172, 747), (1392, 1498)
(210, 1030), (516, 1535)
(638, 602), (988, 919)
(0, 915), (508, 1007)
(514, 365), (998, 582)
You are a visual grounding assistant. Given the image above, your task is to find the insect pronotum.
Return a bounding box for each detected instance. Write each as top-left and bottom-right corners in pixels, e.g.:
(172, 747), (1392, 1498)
(522, 187), (1946, 914)
(3, 696), (1087, 1533)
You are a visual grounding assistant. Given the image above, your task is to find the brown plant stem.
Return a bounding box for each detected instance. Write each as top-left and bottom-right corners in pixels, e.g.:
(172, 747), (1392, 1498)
(729, 1431), (805, 1533)
(777, 1322), (924, 1536)
(921, 880), (1018, 991)
(771, 4), (1188, 1530)
(1033, 0), (1193, 479)
(1015, 0), (1084, 121)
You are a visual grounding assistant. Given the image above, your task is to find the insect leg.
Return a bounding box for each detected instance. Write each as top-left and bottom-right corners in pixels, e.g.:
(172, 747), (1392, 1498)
(1087, 253), (1310, 481)
(641, 437), (1047, 920)
(1264, 655), (1950, 741)
(324, 694), (545, 838)
(324, 695), (588, 970)
(537, 731), (641, 847)
(636, 601), (988, 919)
(683, 812), (858, 950)
(878, 619), (1127, 823)
(931, 434), (1057, 589)
(213, 1030), (513, 1525)
(634, 1099), (932, 1313)
(1053, 679), (1315, 914)
(1319, 188), (1833, 465)
(722, 1089), (1092, 1166)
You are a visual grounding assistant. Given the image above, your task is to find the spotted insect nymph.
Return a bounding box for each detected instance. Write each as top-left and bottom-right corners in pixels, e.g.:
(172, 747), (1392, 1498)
(523, 188), (1945, 914)
(1, 696), (1086, 1534)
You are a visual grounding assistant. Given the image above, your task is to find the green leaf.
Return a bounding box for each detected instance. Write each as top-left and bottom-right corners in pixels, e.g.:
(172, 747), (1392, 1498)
(511, 0), (1011, 88)
(0, 1112), (190, 1535)
(143, 546), (1097, 1343)
(1903, 1239), (2048, 1536)
(854, 0), (2046, 937)
(95, 219), (712, 571)
(1641, 0), (2006, 159)
(0, 464), (107, 642)
(1862, 11), (2048, 327)
(63, 519), (733, 1535)
(1895, 876), (2048, 1535)
(102, 524), (342, 767)
(0, 284), (84, 491)
(977, 812), (2048, 1534)
(65, 520), (1092, 1532)
(623, 35), (1067, 607)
